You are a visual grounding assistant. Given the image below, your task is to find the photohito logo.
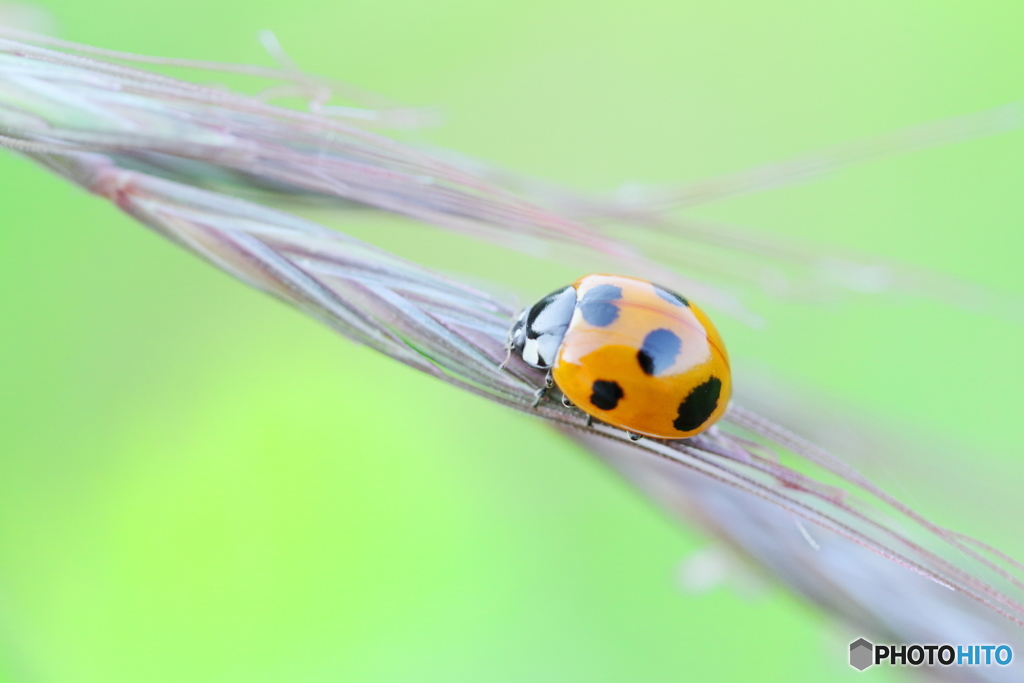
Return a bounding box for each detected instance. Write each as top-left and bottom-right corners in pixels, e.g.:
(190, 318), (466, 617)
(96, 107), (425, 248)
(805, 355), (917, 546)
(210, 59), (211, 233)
(849, 638), (1013, 671)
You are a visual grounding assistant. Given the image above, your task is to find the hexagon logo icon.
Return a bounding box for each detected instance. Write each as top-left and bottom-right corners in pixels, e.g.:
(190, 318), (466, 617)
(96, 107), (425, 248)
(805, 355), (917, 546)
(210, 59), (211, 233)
(850, 638), (874, 671)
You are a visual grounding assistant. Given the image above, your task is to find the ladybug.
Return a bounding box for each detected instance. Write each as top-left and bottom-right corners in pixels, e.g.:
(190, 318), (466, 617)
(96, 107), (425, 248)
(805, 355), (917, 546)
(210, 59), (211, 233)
(507, 274), (731, 439)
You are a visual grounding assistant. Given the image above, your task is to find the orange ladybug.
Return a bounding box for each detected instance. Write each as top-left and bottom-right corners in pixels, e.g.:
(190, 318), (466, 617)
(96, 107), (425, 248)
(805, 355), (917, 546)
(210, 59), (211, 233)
(508, 274), (731, 439)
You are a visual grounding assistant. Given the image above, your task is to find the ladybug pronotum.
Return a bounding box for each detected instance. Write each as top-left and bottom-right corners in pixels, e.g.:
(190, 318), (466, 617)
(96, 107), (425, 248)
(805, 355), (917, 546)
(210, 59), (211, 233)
(508, 274), (731, 439)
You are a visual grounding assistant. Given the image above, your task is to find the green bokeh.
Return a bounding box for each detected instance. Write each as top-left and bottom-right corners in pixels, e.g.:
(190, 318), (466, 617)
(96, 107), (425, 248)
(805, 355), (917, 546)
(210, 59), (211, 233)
(1, 1), (1022, 682)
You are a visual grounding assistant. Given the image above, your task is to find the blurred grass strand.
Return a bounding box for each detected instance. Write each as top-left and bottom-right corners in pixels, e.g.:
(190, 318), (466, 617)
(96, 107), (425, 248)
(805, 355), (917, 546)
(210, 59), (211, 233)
(422, 101), (1024, 319)
(0, 25), (436, 126)
(2, 31), (1023, 678)
(565, 103), (1023, 214)
(7, 27), (1021, 324)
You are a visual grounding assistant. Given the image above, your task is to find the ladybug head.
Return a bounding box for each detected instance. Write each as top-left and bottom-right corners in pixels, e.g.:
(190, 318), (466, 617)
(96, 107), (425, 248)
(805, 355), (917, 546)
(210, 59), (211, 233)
(507, 285), (577, 370)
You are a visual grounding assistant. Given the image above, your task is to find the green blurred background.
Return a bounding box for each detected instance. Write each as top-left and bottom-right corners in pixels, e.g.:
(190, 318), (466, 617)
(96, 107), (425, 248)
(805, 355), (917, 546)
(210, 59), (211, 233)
(1, 1), (1023, 681)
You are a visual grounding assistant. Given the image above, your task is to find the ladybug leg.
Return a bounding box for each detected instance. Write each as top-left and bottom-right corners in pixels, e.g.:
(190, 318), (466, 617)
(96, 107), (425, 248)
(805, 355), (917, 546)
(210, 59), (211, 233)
(530, 386), (546, 408)
(558, 395), (594, 428)
(530, 372), (555, 408)
(626, 432), (643, 442)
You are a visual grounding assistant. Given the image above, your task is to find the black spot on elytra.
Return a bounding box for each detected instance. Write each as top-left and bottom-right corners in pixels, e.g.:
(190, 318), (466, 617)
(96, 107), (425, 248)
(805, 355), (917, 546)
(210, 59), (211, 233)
(654, 284), (689, 307)
(579, 284), (622, 327)
(673, 377), (721, 432)
(637, 328), (682, 376)
(590, 380), (623, 410)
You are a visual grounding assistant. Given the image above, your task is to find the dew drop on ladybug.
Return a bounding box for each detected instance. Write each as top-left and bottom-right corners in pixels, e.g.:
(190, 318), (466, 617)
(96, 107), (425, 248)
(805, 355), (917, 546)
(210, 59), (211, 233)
(508, 274), (731, 439)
